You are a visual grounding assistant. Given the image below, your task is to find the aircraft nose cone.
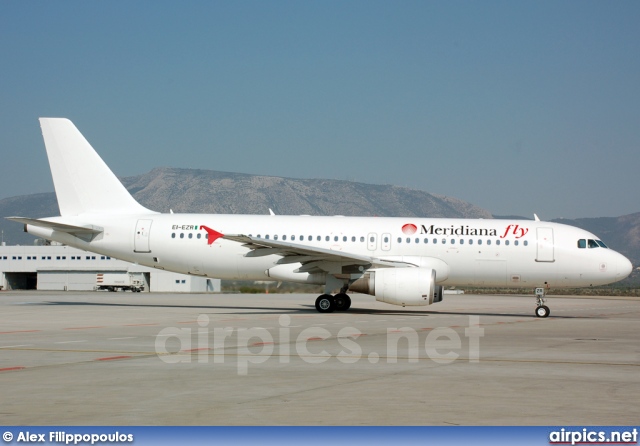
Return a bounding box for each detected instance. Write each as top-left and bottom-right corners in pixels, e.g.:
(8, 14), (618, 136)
(619, 255), (633, 279)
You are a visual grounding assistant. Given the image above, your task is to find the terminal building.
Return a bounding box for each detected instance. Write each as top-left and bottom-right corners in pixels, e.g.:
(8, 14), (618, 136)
(0, 243), (220, 293)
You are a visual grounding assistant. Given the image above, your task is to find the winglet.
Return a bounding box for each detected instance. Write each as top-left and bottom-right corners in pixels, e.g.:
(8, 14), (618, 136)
(201, 225), (224, 245)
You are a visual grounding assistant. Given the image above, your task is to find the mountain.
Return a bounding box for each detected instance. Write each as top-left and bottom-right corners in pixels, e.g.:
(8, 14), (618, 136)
(0, 167), (491, 245)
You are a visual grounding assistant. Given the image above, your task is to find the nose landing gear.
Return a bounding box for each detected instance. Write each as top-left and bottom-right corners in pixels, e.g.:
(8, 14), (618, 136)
(535, 287), (550, 318)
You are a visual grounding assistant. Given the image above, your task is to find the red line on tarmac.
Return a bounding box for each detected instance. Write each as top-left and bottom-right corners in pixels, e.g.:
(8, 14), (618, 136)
(0, 330), (41, 334)
(122, 323), (159, 326)
(64, 326), (105, 330)
(0, 366), (26, 372)
(95, 356), (132, 361)
(306, 337), (325, 341)
(250, 342), (273, 347)
(183, 348), (211, 352)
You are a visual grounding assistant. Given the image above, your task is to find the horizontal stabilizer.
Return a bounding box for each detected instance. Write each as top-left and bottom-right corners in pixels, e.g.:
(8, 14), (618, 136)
(5, 217), (103, 235)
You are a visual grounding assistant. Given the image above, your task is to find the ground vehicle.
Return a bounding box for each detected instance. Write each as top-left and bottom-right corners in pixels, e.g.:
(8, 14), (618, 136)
(96, 273), (144, 292)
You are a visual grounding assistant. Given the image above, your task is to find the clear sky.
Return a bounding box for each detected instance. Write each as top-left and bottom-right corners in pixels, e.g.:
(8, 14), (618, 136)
(1, 1), (638, 219)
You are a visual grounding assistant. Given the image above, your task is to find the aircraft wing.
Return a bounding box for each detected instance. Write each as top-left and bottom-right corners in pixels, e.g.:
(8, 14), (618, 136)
(222, 233), (405, 274)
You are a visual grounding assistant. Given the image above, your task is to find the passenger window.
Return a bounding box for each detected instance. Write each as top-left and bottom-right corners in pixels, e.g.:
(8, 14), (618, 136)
(588, 239), (599, 248)
(578, 239), (586, 248)
(407, 238), (411, 243)
(282, 235), (287, 240)
(351, 236), (356, 242)
(441, 238), (446, 244)
(515, 240), (519, 246)
(266, 235), (270, 239)
(496, 240), (500, 245)
(274, 235), (278, 240)
(478, 240), (482, 245)
(415, 238), (419, 244)
(469, 239), (473, 245)
(486, 240), (491, 245)
(317, 236), (321, 241)
(308, 235), (313, 241)
(343, 236), (347, 242)
(188, 233), (193, 239)
(451, 239), (455, 244)
(360, 237), (365, 242)
(334, 236), (338, 242)
(180, 233), (184, 239)
(397, 237), (402, 243)
(524, 240), (528, 246)
(370, 236), (374, 242)
(505, 240), (509, 246)
(460, 239), (464, 245)
(424, 238), (428, 244)
(384, 236), (389, 243)
(326, 236), (330, 241)
(171, 233), (176, 238)
(197, 233), (201, 239)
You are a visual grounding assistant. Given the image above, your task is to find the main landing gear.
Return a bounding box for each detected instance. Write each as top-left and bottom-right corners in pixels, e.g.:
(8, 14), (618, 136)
(534, 287), (550, 318)
(315, 292), (352, 313)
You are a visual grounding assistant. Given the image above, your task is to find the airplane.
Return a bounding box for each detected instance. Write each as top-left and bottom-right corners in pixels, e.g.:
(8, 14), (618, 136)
(7, 118), (633, 318)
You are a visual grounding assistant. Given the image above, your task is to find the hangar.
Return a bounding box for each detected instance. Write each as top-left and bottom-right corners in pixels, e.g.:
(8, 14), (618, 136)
(0, 242), (220, 293)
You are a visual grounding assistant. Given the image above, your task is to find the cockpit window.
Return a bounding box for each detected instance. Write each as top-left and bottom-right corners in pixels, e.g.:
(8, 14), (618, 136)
(596, 240), (608, 248)
(588, 239), (599, 248)
(578, 239), (586, 249)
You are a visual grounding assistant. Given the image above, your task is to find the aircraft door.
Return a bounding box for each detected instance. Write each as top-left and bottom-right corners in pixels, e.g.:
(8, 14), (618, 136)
(367, 233), (377, 251)
(536, 227), (554, 262)
(134, 219), (153, 253)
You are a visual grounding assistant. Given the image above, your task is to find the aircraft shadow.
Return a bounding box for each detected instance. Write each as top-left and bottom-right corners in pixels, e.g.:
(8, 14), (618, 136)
(40, 300), (581, 319)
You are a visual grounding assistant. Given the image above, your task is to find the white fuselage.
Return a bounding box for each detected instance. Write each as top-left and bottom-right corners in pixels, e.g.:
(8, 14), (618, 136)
(26, 214), (632, 289)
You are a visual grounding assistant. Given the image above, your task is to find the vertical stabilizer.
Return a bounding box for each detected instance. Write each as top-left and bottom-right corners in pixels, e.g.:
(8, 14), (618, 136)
(39, 118), (155, 216)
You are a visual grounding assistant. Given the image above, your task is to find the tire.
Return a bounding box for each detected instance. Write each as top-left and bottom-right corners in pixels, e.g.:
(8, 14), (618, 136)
(535, 305), (550, 318)
(334, 293), (351, 311)
(315, 294), (335, 313)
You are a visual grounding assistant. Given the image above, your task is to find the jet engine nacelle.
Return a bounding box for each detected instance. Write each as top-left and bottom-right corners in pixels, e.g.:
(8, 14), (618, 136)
(349, 267), (444, 306)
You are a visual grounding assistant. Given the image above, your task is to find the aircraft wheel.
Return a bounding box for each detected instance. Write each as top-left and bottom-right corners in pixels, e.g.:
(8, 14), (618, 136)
(315, 294), (335, 313)
(334, 293), (351, 311)
(535, 305), (550, 318)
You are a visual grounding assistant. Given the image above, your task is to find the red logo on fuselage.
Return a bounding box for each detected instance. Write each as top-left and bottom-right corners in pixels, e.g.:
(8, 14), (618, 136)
(402, 224), (417, 235)
(499, 224), (529, 239)
(200, 226), (225, 244)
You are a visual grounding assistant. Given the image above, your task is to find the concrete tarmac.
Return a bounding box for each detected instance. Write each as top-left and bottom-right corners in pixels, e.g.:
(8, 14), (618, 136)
(0, 291), (638, 425)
